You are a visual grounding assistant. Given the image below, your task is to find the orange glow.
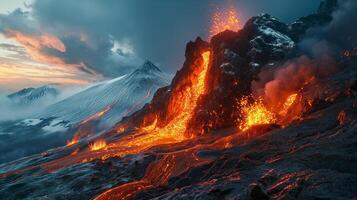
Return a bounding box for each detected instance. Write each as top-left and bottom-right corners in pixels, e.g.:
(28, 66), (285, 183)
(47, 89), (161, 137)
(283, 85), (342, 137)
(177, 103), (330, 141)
(140, 117), (158, 132)
(239, 98), (276, 131)
(279, 93), (298, 116)
(116, 127), (125, 133)
(80, 105), (112, 125)
(66, 134), (80, 146)
(89, 139), (107, 151)
(210, 6), (241, 38)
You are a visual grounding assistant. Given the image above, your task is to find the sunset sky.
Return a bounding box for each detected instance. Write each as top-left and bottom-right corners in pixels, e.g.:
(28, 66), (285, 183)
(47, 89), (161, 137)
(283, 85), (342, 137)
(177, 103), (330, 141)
(0, 0), (320, 93)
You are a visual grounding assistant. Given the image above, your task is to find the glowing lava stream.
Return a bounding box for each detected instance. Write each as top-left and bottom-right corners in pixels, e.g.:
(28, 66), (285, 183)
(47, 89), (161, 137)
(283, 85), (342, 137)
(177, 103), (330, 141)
(128, 51), (211, 143)
(79, 105), (112, 125)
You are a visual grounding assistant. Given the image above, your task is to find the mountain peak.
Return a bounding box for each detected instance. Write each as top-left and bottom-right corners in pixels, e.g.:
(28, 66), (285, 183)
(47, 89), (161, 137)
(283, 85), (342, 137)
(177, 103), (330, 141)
(139, 60), (161, 73)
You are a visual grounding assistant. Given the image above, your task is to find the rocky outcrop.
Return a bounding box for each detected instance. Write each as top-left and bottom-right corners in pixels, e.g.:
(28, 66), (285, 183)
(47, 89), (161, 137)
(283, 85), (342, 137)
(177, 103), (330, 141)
(187, 13), (297, 135)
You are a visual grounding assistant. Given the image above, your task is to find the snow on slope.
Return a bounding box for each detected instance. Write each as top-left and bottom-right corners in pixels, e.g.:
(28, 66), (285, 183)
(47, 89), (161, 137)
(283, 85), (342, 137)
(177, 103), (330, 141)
(37, 61), (171, 127)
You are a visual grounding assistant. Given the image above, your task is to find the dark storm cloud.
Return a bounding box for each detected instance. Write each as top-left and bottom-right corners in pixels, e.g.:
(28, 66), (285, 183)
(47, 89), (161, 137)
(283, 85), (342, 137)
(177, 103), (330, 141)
(1, 0), (322, 77)
(30, 0), (322, 74)
(0, 8), (37, 34)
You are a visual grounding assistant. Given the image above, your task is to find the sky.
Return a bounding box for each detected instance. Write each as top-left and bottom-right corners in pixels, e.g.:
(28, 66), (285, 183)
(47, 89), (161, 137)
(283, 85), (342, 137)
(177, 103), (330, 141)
(0, 0), (321, 93)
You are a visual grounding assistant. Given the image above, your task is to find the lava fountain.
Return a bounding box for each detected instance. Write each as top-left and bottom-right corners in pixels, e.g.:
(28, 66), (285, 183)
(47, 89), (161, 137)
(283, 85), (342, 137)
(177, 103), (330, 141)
(210, 6), (241, 38)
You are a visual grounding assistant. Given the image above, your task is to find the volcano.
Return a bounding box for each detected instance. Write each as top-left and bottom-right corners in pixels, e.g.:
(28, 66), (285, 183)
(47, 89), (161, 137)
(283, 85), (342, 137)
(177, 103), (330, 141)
(37, 61), (170, 127)
(0, 0), (356, 199)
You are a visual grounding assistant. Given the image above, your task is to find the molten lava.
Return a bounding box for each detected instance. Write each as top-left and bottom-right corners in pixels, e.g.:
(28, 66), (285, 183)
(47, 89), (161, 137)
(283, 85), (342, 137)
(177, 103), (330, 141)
(89, 139), (107, 151)
(153, 51), (211, 138)
(239, 93), (301, 131)
(80, 105), (112, 125)
(210, 6), (241, 38)
(66, 134), (80, 146)
(116, 51), (211, 147)
(239, 97), (276, 131)
(279, 93), (298, 116)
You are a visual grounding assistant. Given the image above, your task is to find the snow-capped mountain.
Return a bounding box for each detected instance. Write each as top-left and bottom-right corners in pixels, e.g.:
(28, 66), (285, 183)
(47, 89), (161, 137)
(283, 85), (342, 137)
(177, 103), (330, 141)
(0, 61), (170, 164)
(7, 84), (60, 106)
(37, 61), (171, 127)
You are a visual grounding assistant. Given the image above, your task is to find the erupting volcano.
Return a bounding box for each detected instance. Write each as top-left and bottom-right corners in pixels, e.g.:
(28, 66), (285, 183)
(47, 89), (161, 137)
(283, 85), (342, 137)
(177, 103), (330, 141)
(210, 6), (241, 38)
(0, 1), (356, 200)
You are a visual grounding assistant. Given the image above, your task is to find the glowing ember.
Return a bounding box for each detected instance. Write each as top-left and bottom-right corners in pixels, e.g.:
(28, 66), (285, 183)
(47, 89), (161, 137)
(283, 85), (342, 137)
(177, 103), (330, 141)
(89, 139), (107, 151)
(279, 93), (298, 116)
(239, 98), (276, 131)
(210, 6), (241, 38)
(337, 110), (347, 125)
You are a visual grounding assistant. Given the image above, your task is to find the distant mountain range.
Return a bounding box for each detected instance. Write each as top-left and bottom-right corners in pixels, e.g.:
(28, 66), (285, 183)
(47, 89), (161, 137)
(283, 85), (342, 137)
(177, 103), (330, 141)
(7, 84), (60, 106)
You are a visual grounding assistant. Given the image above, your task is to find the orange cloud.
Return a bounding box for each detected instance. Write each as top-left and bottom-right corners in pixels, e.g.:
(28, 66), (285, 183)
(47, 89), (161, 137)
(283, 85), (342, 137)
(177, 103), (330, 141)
(4, 29), (67, 65)
(0, 62), (97, 91)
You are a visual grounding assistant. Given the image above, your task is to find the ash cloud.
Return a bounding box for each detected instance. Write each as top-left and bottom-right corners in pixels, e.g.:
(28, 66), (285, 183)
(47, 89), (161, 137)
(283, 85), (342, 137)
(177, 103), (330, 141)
(300, 0), (357, 58)
(253, 0), (355, 107)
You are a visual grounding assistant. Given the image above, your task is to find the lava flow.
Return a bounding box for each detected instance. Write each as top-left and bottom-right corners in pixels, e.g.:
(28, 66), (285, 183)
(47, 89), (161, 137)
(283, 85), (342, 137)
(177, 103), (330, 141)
(66, 133), (80, 146)
(79, 105), (112, 125)
(89, 139), (107, 151)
